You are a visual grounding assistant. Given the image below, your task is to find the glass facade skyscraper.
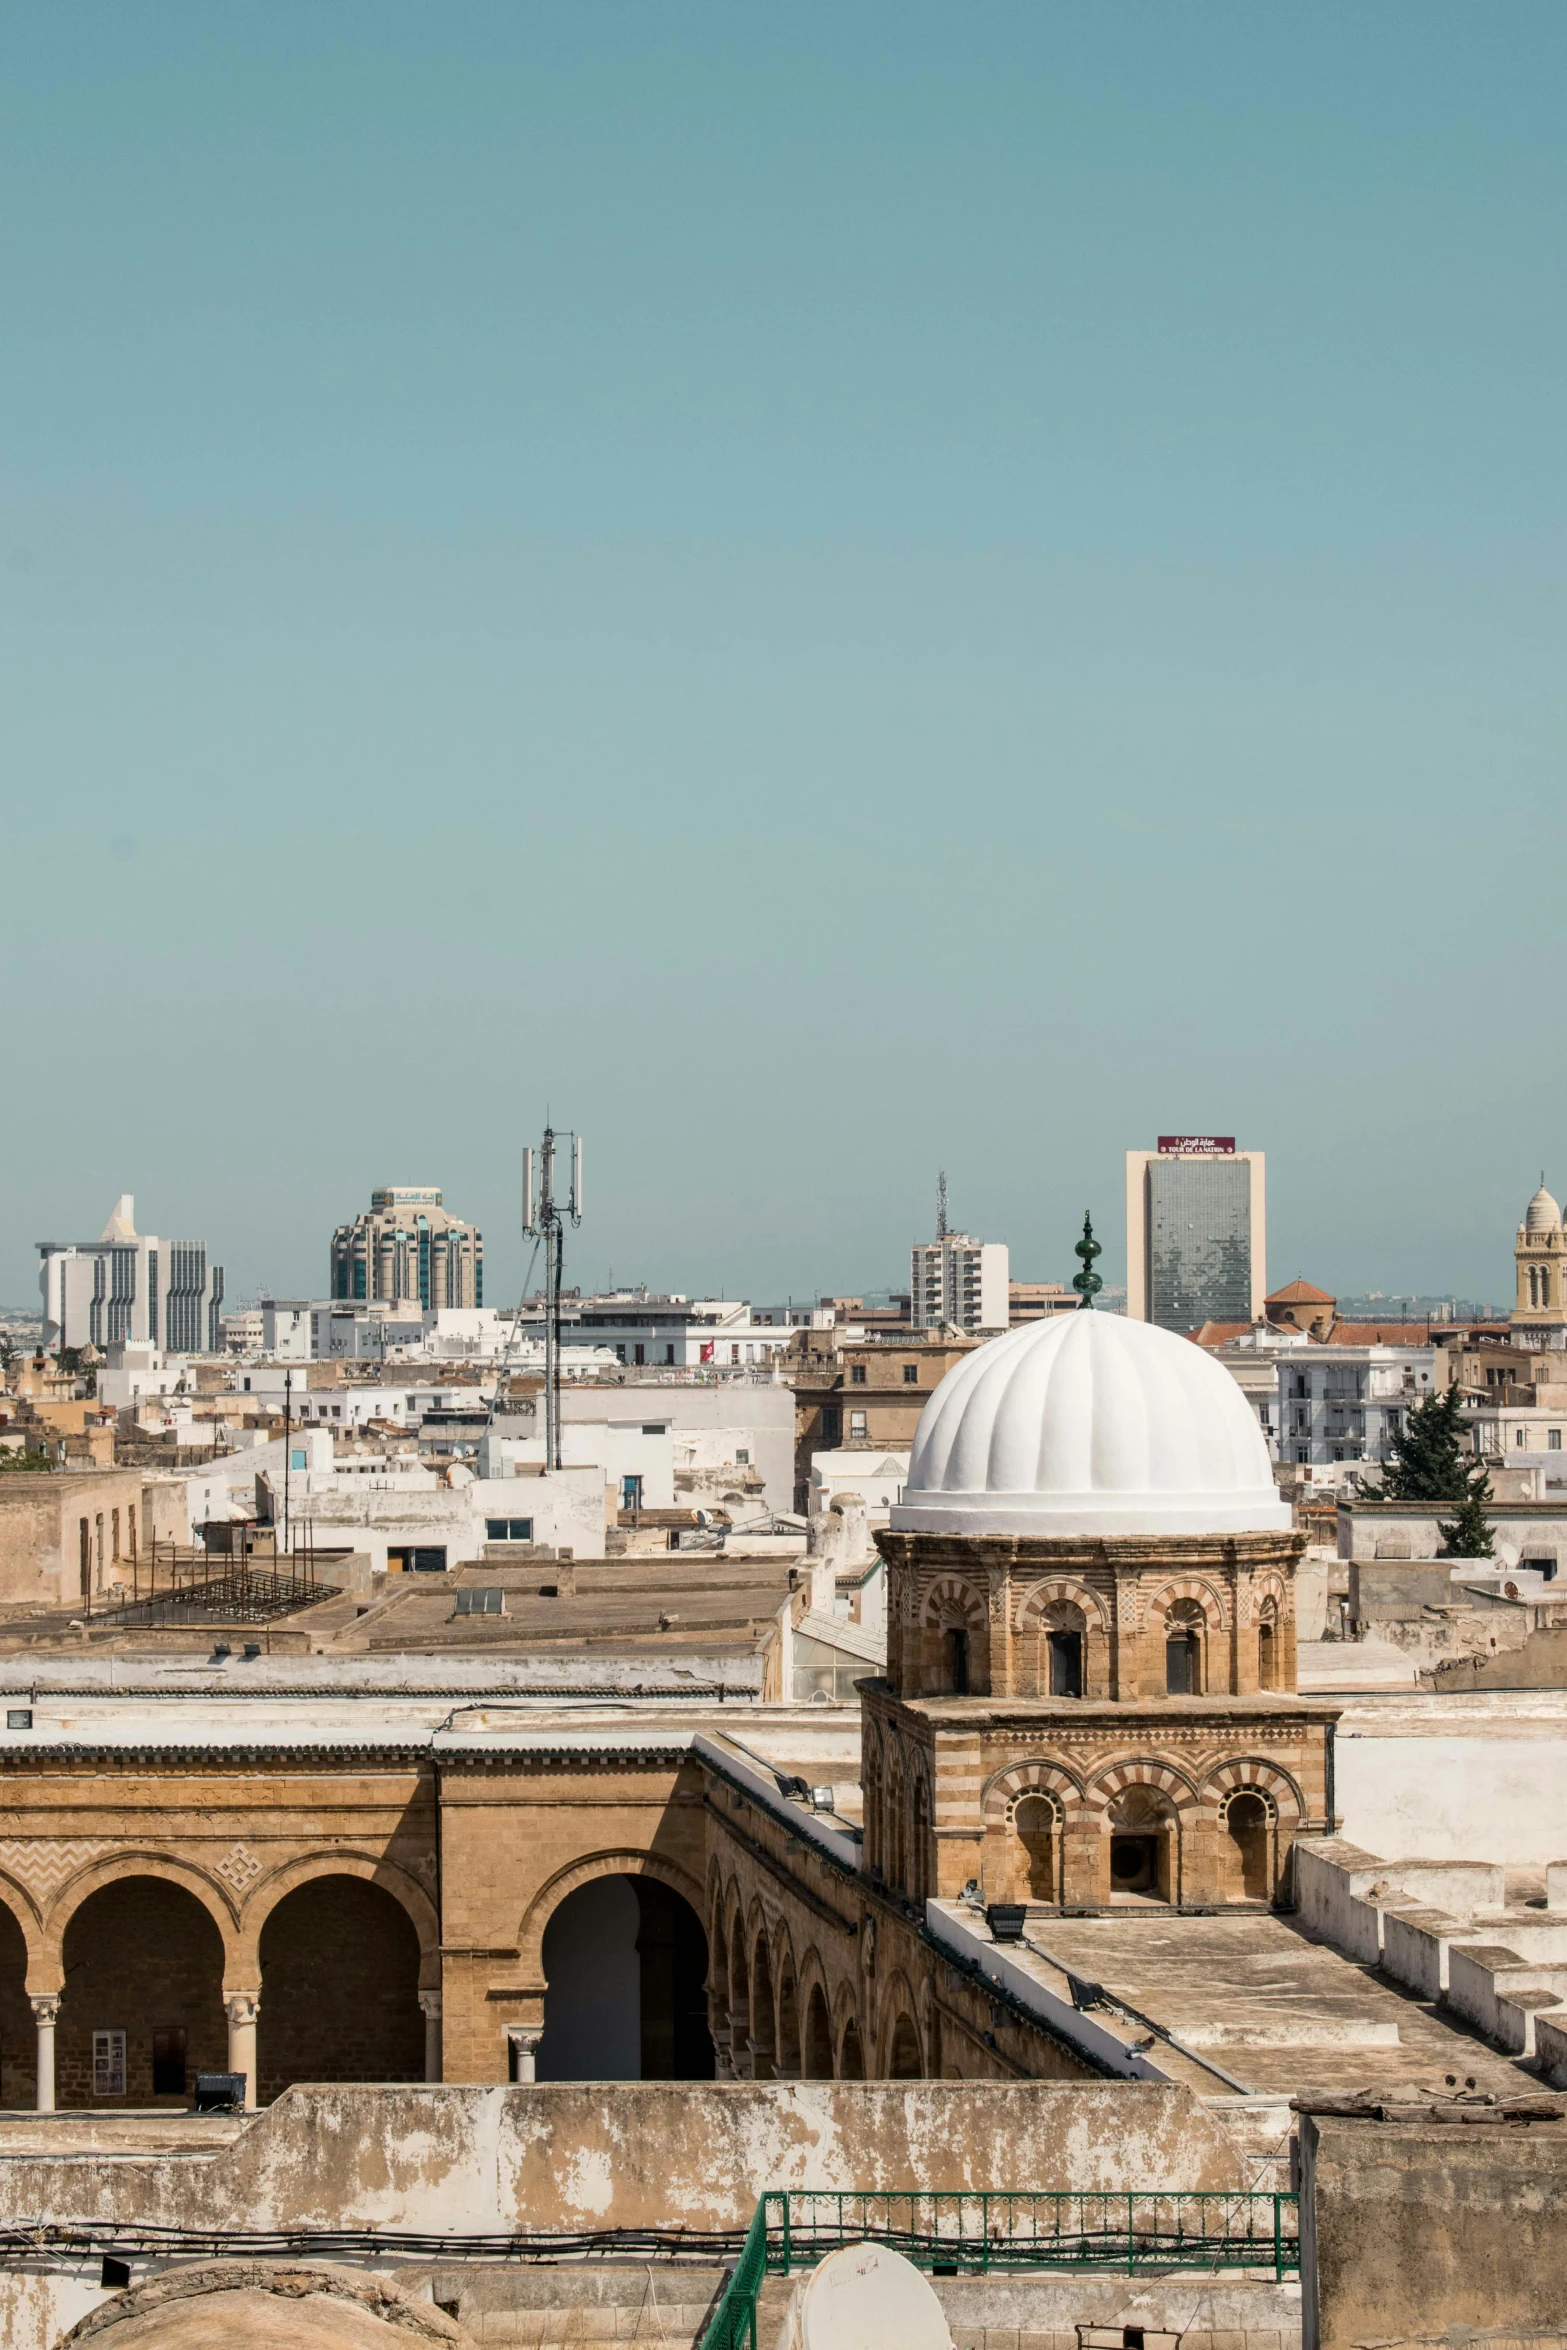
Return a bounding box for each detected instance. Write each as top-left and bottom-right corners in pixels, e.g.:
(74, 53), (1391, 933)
(1126, 1146), (1265, 1333)
(1146, 1156), (1252, 1332)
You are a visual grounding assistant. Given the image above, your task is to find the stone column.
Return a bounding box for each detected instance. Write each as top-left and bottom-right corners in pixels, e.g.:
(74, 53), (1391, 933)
(30, 1995), (60, 2114)
(418, 1990), (443, 2083)
(506, 2025), (543, 2083)
(225, 1994), (260, 2111)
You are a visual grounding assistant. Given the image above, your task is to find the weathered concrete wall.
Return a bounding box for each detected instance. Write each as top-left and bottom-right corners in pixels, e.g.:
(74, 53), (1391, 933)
(1431, 1622), (1567, 1691)
(1333, 1693), (1567, 1864)
(1300, 2113), (1567, 2349)
(404, 2260), (1302, 2350)
(0, 2082), (1251, 2239)
(0, 2240), (1305, 2350)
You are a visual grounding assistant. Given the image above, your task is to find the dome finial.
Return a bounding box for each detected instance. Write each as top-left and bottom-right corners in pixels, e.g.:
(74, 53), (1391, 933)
(1072, 1211), (1103, 1309)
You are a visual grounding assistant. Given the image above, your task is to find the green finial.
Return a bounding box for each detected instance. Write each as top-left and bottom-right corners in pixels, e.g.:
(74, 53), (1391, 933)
(1072, 1211), (1103, 1309)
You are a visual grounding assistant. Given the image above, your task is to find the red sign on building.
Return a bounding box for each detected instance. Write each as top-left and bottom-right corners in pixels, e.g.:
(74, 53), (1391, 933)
(1157, 1136), (1236, 1155)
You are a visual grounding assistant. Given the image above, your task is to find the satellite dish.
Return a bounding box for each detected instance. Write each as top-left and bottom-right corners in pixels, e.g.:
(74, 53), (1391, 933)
(788, 2242), (951, 2350)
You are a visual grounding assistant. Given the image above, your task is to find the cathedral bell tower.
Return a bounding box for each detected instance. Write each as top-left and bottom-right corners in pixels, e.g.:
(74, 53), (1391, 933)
(1513, 1180), (1567, 1350)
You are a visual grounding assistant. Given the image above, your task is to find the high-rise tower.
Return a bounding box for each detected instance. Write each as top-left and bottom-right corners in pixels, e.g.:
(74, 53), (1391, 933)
(1126, 1138), (1266, 1333)
(330, 1185), (482, 1310)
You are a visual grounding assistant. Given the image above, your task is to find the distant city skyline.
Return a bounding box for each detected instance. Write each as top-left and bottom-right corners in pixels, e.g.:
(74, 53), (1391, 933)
(0, 1147), (1520, 1328)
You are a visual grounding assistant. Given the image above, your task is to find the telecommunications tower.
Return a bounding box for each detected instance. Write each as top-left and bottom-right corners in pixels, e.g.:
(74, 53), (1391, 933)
(522, 1125), (583, 1471)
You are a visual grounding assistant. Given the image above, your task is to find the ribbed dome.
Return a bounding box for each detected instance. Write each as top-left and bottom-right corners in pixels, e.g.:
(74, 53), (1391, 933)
(890, 1310), (1290, 1538)
(1524, 1184), (1561, 1234)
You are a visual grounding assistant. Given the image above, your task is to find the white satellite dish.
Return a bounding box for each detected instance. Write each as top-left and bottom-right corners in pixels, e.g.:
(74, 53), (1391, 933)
(786, 2241), (952, 2350)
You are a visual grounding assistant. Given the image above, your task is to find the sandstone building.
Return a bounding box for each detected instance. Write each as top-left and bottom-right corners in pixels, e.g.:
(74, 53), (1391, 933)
(0, 1298), (1369, 2118)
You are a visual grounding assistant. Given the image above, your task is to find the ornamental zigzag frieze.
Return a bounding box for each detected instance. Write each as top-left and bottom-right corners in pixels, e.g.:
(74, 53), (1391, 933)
(0, 1839), (116, 1898)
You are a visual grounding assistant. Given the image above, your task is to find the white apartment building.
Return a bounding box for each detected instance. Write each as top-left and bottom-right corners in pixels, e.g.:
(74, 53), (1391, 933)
(1460, 1399), (1567, 1492)
(551, 1295), (793, 1370)
(910, 1235), (1009, 1335)
(484, 1380), (796, 1517)
(39, 1197), (225, 1356)
(1275, 1344), (1436, 1476)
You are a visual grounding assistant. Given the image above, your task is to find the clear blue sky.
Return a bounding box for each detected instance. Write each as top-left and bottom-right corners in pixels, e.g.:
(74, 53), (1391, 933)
(3, 4), (1563, 1311)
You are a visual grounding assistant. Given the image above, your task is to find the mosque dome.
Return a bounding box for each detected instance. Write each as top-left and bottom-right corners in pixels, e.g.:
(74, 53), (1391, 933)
(1523, 1184), (1562, 1234)
(890, 1309), (1291, 1539)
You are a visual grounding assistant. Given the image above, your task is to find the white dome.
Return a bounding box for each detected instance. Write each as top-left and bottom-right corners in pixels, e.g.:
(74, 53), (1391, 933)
(1524, 1184), (1561, 1234)
(890, 1310), (1290, 1538)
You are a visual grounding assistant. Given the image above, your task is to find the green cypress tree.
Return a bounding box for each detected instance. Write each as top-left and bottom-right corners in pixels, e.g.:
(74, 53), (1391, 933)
(1377, 1385), (1469, 1500)
(1437, 1480), (1496, 1561)
(1375, 1384), (1494, 1557)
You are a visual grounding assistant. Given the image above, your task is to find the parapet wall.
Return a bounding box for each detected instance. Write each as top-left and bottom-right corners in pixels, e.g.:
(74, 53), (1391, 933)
(0, 2081), (1251, 2239)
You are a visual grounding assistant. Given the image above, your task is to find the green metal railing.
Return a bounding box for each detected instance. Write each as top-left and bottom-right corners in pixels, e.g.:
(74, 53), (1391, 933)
(702, 2196), (771, 2350)
(701, 2189), (1299, 2350)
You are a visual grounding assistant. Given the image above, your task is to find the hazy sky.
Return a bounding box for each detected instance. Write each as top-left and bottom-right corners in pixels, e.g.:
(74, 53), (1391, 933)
(4, 5), (1564, 1313)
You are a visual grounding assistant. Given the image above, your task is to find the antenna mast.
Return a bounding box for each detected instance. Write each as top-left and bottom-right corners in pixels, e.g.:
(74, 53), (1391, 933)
(522, 1126), (583, 1471)
(936, 1169), (949, 1241)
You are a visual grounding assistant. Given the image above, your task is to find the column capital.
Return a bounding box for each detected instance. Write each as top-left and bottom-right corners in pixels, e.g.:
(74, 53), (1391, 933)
(224, 1992), (260, 2026)
(505, 2024), (543, 2052)
(29, 1995), (60, 2025)
(418, 1990), (443, 2020)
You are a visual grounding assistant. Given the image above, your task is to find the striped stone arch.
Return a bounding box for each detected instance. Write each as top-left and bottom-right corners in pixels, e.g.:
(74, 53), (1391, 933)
(980, 1758), (1087, 1827)
(1199, 1755), (1306, 1827)
(919, 1574), (988, 1630)
(1145, 1576), (1231, 1633)
(1244, 1572), (1289, 1626)
(1085, 1757), (1201, 1820)
(1014, 1577), (1110, 1635)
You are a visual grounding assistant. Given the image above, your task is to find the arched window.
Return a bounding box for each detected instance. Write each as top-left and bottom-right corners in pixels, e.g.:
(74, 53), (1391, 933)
(945, 1626), (971, 1694)
(728, 1934), (750, 2072)
(775, 1961), (802, 2078)
(1042, 1599), (1086, 1697)
(1107, 1785), (1176, 1903)
(887, 2014), (922, 2079)
(748, 1936), (776, 2077)
(803, 1985), (833, 2079)
(1225, 1791), (1273, 1901)
(1257, 1598), (1279, 1690)
(1165, 1599), (1205, 1695)
(909, 1777), (930, 1903)
(1013, 1792), (1059, 1902)
(886, 1768), (906, 1893)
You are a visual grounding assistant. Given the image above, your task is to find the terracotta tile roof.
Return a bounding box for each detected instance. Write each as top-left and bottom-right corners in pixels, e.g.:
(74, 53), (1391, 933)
(1267, 1278), (1336, 1306)
(1188, 1323), (1254, 1347)
(1329, 1320), (1433, 1346)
